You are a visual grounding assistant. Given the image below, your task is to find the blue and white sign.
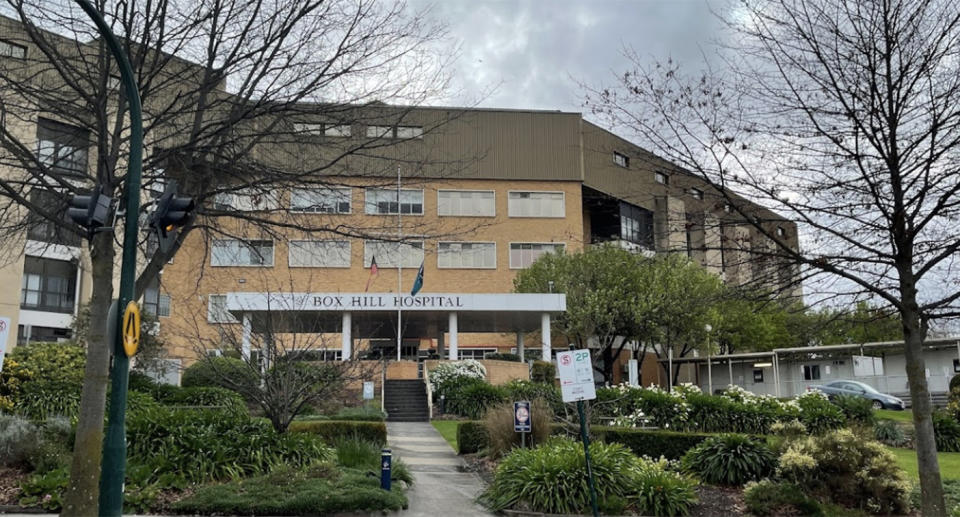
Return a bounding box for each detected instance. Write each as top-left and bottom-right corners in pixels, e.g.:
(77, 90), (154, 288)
(514, 400), (531, 433)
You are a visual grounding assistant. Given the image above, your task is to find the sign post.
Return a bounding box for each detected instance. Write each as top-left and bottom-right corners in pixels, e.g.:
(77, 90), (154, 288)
(557, 349), (599, 517)
(0, 317), (10, 372)
(514, 400), (531, 448)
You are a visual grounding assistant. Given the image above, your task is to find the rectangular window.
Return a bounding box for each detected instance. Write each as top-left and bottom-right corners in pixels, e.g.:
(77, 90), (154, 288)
(20, 256), (77, 313)
(753, 369), (764, 383)
(690, 188), (704, 200)
(288, 240), (351, 268)
(366, 125), (394, 138)
(365, 188), (424, 215)
(509, 243), (565, 269)
(37, 118), (89, 176)
(213, 188), (279, 211)
(437, 242), (496, 269)
(508, 191), (565, 218)
(803, 365), (821, 381)
(396, 126), (423, 139)
(613, 151), (629, 168)
(324, 124), (352, 137)
(458, 348), (497, 360)
(286, 349), (343, 361)
(0, 40), (26, 59)
(25, 189), (82, 247)
(655, 172), (669, 185)
(290, 187), (351, 214)
(954, 359), (960, 373)
(437, 190), (495, 217)
(293, 123), (324, 135)
(776, 226), (786, 237)
(619, 203), (654, 248)
(364, 240), (424, 268)
(208, 294), (238, 323)
(143, 277), (170, 318)
(211, 239), (274, 266)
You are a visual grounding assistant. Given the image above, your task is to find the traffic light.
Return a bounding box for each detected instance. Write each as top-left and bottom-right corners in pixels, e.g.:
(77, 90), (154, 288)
(66, 188), (113, 238)
(147, 180), (194, 253)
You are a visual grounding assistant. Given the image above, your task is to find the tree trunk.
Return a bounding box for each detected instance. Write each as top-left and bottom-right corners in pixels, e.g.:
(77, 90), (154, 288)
(601, 343), (614, 386)
(61, 232), (115, 516)
(900, 276), (946, 516)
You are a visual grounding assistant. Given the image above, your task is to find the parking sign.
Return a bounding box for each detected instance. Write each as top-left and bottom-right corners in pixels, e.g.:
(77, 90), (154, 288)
(556, 349), (596, 402)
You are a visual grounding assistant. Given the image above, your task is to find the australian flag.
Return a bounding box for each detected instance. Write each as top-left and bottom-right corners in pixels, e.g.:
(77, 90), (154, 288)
(410, 261), (424, 296)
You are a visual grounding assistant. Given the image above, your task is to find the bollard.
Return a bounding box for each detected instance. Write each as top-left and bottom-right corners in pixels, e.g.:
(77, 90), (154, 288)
(380, 449), (392, 491)
(439, 394), (446, 415)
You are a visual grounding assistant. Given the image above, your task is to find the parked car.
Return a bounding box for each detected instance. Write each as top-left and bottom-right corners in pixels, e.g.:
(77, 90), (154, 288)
(810, 380), (905, 410)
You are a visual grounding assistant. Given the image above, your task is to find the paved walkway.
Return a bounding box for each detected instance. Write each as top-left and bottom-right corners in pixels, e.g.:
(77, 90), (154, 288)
(387, 421), (493, 517)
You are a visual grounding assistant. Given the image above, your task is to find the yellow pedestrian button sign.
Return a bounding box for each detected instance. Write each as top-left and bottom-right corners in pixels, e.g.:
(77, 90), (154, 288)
(122, 301), (140, 357)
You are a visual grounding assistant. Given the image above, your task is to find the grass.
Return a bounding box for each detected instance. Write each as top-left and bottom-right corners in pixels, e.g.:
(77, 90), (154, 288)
(876, 409), (913, 424)
(333, 437), (412, 484)
(432, 420), (459, 452)
(888, 447), (960, 481)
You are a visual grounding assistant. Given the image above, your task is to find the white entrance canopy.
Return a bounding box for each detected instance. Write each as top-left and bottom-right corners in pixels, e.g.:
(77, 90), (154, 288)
(226, 292), (566, 361)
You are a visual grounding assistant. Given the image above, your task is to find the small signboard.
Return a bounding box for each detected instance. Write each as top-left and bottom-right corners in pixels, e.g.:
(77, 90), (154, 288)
(0, 317), (9, 372)
(363, 381), (375, 400)
(557, 349), (597, 403)
(514, 400), (531, 433)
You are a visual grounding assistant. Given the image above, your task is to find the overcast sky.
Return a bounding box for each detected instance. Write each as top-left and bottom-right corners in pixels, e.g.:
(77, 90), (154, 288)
(413, 0), (730, 112)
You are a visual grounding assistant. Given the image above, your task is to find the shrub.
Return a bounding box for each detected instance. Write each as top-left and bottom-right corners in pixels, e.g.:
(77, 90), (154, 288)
(777, 428), (910, 514)
(153, 386), (246, 411)
(181, 356), (258, 393)
(457, 421), (489, 454)
(484, 353), (521, 362)
(428, 360), (486, 397)
(681, 434), (776, 486)
(19, 466), (69, 511)
(288, 420), (388, 445)
(831, 394), (875, 426)
(15, 380), (82, 420)
(530, 360), (555, 383)
(685, 392), (782, 435)
(632, 460), (699, 517)
(0, 413), (39, 467)
(446, 381), (507, 419)
(329, 405), (387, 421)
(795, 391), (846, 434)
(333, 438), (412, 484)
(503, 379), (565, 416)
(951, 374), (960, 393)
(592, 427), (713, 460)
(128, 370), (159, 393)
(744, 479), (823, 516)
(935, 410), (960, 452)
(770, 420), (807, 439)
(483, 399), (554, 458)
(874, 419), (909, 447)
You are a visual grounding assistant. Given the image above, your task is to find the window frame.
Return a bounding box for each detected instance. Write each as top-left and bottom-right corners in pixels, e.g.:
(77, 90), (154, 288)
(458, 348), (498, 360)
(324, 124), (352, 137)
(293, 122), (324, 135)
(508, 242), (566, 269)
(207, 294), (239, 324)
(288, 240), (352, 268)
(213, 188), (280, 212)
(289, 187), (352, 214)
(210, 239), (276, 267)
(776, 226), (786, 237)
(507, 190), (566, 218)
(366, 125), (394, 138)
(613, 151), (629, 168)
(395, 126), (423, 139)
(364, 188), (425, 216)
(0, 40), (27, 59)
(36, 118), (89, 177)
(436, 189), (496, 217)
(803, 364), (821, 381)
(753, 369), (764, 383)
(20, 256), (77, 314)
(363, 239), (425, 269)
(690, 187), (704, 200)
(654, 172), (669, 185)
(436, 241), (497, 270)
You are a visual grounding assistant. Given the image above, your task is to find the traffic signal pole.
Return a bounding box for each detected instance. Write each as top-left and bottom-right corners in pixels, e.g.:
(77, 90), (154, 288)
(71, 1), (143, 515)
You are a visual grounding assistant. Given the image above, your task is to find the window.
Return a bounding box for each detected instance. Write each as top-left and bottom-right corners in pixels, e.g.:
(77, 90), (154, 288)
(459, 348), (497, 360)
(288, 240), (351, 268)
(654, 172), (669, 185)
(803, 364), (821, 381)
(324, 124), (352, 137)
(509, 243), (565, 269)
(285, 349), (342, 361)
(724, 203), (733, 213)
(619, 203), (654, 248)
(364, 240), (424, 268)
(613, 151), (629, 168)
(208, 295), (238, 323)
(955, 359), (960, 373)
(753, 369), (764, 383)
(290, 187), (351, 213)
(437, 190), (495, 217)
(396, 126), (423, 139)
(213, 188), (279, 211)
(293, 123), (324, 135)
(21, 256), (77, 313)
(690, 188), (704, 200)
(365, 188), (423, 215)
(25, 189), (81, 247)
(438, 242), (496, 269)
(17, 325), (71, 345)
(0, 40), (26, 59)
(143, 277), (170, 318)
(508, 191), (565, 218)
(37, 118), (89, 176)
(366, 125), (394, 138)
(211, 239), (274, 266)
(776, 226), (786, 237)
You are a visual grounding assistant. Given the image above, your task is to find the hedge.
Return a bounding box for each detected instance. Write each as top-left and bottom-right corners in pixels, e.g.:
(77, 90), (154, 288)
(288, 420), (387, 445)
(591, 427), (724, 460)
(457, 421), (489, 454)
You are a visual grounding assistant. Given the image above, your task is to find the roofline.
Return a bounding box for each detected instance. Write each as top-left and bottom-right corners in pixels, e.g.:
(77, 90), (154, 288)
(660, 336), (960, 364)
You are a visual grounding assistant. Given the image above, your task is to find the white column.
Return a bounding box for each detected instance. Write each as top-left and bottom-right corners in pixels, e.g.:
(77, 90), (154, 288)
(728, 357), (734, 388)
(516, 331), (525, 362)
(448, 312), (458, 361)
(541, 313), (551, 360)
(707, 351), (713, 395)
(668, 347), (674, 391)
(241, 313), (252, 360)
(341, 312), (352, 361)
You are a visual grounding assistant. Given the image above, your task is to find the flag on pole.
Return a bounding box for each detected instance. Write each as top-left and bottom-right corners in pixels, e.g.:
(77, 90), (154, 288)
(365, 255), (379, 292)
(410, 261), (424, 296)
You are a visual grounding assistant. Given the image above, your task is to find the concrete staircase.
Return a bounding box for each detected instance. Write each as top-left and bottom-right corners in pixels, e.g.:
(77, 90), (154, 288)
(384, 379), (429, 422)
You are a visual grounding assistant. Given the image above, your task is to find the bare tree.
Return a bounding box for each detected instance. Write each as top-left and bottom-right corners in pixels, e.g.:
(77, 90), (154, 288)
(584, 0), (960, 513)
(0, 1), (458, 513)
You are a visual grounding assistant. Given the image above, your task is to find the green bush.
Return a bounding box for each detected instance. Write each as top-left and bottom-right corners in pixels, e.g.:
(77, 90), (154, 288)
(744, 479), (823, 516)
(632, 461), (700, 517)
(330, 405), (387, 421)
(332, 438), (412, 485)
(457, 421), (489, 454)
(0, 413), (39, 467)
(503, 379), (564, 416)
(128, 370), (159, 393)
(874, 419), (909, 447)
(951, 374), (960, 393)
(181, 356), (258, 393)
(685, 392), (783, 435)
(795, 391), (846, 434)
(288, 420), (388, 445)
(530, 360), (555, 383)
(484, 399), (554, 458)
(831, 394), (875, 426)
(446, 381), (507, 419)
(681, 434), (776, 486)
(153, 386), (246, 411)
(479, 438), (697, 516)
(592, 426), (713, 460)
(485, 353), (521, 362)
(15, 380), (82, 420)
(935, 410), (960, 452)
(19, 466), (69, 511)
(428, 360), (486, 399)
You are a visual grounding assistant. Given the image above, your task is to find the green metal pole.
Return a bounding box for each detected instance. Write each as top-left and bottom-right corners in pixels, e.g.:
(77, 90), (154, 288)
(71, 1), (143, 515)
(577, 400), (600, 517)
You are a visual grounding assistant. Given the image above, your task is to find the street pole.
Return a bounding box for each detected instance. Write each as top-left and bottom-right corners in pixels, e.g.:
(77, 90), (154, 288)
(72, 1), (143, 514)
(576, 400), (599, 517)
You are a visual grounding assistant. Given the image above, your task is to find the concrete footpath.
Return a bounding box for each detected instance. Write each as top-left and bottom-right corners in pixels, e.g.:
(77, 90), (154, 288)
(387, 421), (493, 517)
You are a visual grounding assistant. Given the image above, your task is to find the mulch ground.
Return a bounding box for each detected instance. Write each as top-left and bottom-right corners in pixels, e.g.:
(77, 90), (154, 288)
(689, 485), (748, 517)
(0, 467), (27, 506)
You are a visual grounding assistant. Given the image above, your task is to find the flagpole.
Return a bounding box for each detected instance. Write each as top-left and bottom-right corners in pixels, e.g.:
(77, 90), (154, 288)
(397, 165), (402, 362)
